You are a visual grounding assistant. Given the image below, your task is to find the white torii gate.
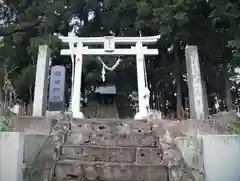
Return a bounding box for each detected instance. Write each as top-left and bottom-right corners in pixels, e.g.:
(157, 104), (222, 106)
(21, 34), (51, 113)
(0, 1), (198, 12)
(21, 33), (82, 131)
(59, 31), (160, 119)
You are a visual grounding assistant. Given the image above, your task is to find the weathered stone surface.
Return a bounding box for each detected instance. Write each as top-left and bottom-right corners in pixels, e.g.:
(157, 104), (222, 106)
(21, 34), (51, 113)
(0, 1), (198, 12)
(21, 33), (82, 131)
(24, 133), (47, 164)
(55, 160), (168, 181)
(83, 164), (100, 180)
(107, 146), (136, 162)
(66, 131), (157, 147)
(131, 121), (152, 133)
(162, 148), (183, 166)
(178, 119), (228, 136)
(136, 148), (163, 164)
(62, 145), (136, 162)
(55, 162), (83, 179)
(185, 45), (205, 120)
(12, 116), (52, 134)
(156, 128), (198, 181)
(114, 133), (156, 147)
(175, 137), (203, 171)
(70, 119), (152, 134)
(90, 133), (112, 145)
(62, 146), (83, 160)
(53, 118), (200, 181)
(65, 132), (90, 145)
(52, 121), (70, 134)
(82, 146), (106, 161)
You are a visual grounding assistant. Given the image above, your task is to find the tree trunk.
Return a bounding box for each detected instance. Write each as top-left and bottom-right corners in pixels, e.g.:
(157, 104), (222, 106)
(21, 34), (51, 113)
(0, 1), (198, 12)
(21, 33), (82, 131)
(0, 70), (4, 116)
(0, 87), (3, 116)
(173, 41), (183, 120)
(202, 79), (209, 117)
(224, 63), (233, 111)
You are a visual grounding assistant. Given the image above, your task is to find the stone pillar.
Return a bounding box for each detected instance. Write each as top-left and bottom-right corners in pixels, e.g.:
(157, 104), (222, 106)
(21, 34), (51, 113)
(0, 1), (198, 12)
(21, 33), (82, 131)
(72, 43), (84, 119)
(185, 45), (205, 120)
(33, 45), (51, 117)
(134, 42), (148, 119)
(0, 132), (24, 181)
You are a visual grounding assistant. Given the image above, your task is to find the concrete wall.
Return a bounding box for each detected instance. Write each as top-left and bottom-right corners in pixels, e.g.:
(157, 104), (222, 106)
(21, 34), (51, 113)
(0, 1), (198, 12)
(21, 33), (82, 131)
(203, 135), (240, 181)
(176, 134), (240, 181)
(0, 132), (24, 181)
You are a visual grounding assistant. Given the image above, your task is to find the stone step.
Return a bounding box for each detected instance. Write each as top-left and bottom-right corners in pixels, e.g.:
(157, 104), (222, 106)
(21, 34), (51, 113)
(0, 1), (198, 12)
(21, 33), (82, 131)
(55, 160), (168, 181)
(60, 118), (153, 134)
(72, 118), (146, 123)
(65, 131), (158, 147)
(61, 145), (163, 163)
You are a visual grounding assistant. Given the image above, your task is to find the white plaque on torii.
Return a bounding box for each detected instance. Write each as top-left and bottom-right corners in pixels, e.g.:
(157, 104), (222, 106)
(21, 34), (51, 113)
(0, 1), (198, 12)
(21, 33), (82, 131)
(59, 31), (160, 119)
(104, 36), (115, 52)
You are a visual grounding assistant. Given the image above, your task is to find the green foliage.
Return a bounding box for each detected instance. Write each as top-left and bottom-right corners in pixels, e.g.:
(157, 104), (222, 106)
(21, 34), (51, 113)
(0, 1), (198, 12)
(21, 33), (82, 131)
(13, 65), (36, 103)
(0, 116), (10, 131)
(228, 123), (240, 134)
(0, 0), (239, 115)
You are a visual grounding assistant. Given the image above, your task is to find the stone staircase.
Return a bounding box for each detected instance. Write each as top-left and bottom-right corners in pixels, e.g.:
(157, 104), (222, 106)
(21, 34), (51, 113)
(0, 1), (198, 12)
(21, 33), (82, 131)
(53, 118), (169, 181)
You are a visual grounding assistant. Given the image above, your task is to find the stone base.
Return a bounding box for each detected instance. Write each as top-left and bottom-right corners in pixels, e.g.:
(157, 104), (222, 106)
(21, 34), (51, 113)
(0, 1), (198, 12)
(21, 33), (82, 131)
(134, 111), (148, 120)
(12, 116), (52, 134)
(55, 160), (168, 181)
(46, 111), (61, 117)
(72, 111), (84, 119)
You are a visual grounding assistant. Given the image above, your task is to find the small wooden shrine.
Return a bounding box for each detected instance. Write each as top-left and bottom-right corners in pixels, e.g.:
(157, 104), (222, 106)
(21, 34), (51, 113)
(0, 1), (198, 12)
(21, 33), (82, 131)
(83, 85), (118, 118)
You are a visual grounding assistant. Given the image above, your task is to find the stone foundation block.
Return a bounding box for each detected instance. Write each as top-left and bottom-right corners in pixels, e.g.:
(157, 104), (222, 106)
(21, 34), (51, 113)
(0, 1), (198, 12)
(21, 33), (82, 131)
(91, 123), (113, 133)
(115, 134), (141, 146)
(136, 148), (163, 163)
(70, 119), (153, 134)
(113, 133), (157, 147)
(101, 164), (134, 180)
(55, 160), (168, 181)
(62, 146), (83, 160)
(82, 146), (106, 161)
(66, 132), (157, 147)
(55, 162), (83, 179)
(139, 134), (157, 147)
(131, 121), (152, 133)
(91, 133), (113, 145)
(90, 133), (157, 147)
(62, 146), (136, 162)
(135, 165), (168, 181)
(65, 132), (90, 145)
(106, 147), (136, 162)
(82, 163), (102, 180)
